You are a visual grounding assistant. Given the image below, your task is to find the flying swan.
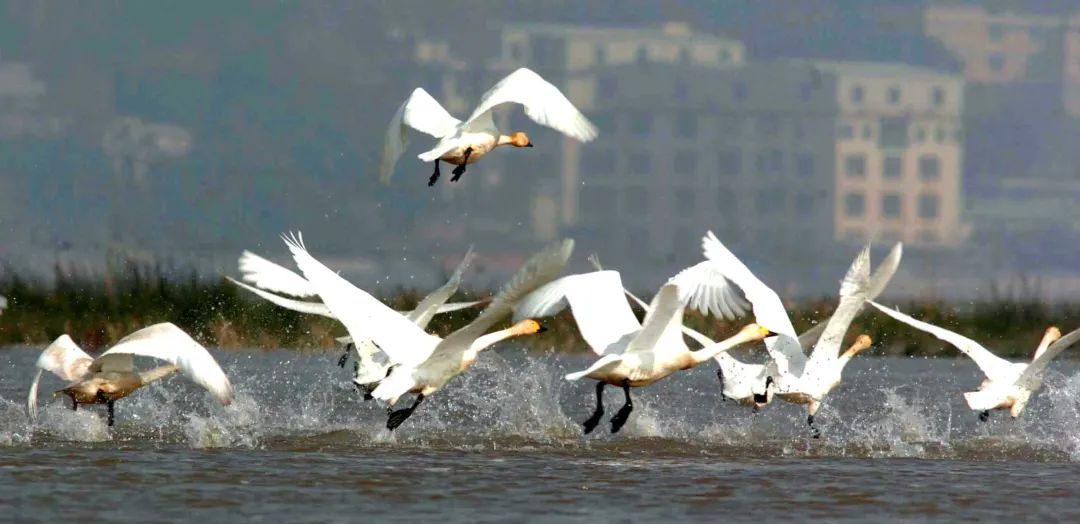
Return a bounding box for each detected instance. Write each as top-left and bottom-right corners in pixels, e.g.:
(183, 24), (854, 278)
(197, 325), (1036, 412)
(283, 232), (573, 430)
(869, 301), (1080, 420)
(27, 323), (234, 426)
(229, 248), (484, 396)
(515, 266), (777, 434)
(380, 67), (598, 186)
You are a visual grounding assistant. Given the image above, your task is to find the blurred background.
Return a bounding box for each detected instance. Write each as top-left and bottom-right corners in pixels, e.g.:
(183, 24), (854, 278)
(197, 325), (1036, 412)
(1, 0), (1079, 301)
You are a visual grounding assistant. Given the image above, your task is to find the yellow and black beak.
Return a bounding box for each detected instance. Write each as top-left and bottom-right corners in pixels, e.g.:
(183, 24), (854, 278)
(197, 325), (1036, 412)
(526, 142), (534, 147)
(764, 329), (779, 338)
(537, 323), (548, 333)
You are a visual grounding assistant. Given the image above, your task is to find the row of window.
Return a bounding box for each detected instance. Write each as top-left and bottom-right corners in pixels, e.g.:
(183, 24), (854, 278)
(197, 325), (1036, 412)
(578, 185), (824, 218)
(838, 122), (961, 144)
(849, 84), (949, 107)
(581, 148), (820, 178)
(842, 228), (941, 244)
(844, 153), (940, 180)
(843, 192), (940, 219)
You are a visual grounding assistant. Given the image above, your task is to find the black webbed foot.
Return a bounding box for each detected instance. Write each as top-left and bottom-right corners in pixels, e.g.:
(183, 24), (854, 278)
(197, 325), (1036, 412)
(337, 342), (354, 368)
(716, 368), (727, 402)
(386, 394), (424, 431)
(978, 410), (990, 422)
(582, 381), (606, 434)
(609, 379), (633, 434)
(428, 161), (441, 186)
(808, 414), (821, 439)
(450, 148), (472, 182)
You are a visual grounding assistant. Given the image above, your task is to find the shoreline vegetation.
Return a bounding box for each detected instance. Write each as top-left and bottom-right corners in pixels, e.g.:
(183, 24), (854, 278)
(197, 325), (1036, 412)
(1, 260), (1076, 359)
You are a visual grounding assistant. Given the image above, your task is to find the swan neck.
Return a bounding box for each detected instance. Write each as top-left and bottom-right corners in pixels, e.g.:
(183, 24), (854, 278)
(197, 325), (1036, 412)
(690, 331), (755, 365)
(496, 134), (514, 146)
(467, 327), (520, 356)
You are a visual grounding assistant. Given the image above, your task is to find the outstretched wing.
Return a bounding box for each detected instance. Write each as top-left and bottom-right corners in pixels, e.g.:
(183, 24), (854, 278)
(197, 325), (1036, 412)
(228, 277), (335, 318)
(238, 250), (317, 298)
(869, 300), (1014, 380)
(700, 231), (804, 375)
(515, 271), (641, 356)
(464, 68), (597, 142)
(797, 242), (903, 350)
(1017, 326), (1080, 385)
(436, 239), (574, 356)
(624, 283), (687, 355)
(806, 245), (871, 368)
(28, 334), (93, 420)
(94, 323), (234, 405)
(667, 260), (751, 320)
(407, 246), (476, 328)
(380, 88), (461, 183)
(283, 232), (439, 366)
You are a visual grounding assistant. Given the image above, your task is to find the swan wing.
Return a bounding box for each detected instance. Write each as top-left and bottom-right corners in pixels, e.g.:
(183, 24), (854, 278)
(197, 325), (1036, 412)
(868, 300), (1013, 379)
(517, 271), (641, 355)
(436, 239), (574, 356)
(238, 250), (317, 298)
(93, 323), (234, 405)
(435, 301), (486, 314)
(228, 277), (335, 318)
(700, 231), (804, 373)
(625, 283), (687, 355)
(464, 68), (598, 142)
(28, 335), (94, 420)
(407, 246), (476, 328)
(797, 242), (903, 350)
(1018, 326), (1080, 385)
(667, 260), (751, 320)
(806, 245), (871, 369)
(283, 232), (440, 366)
(380, 88), (462, 183)
(565, 354), (623, 381)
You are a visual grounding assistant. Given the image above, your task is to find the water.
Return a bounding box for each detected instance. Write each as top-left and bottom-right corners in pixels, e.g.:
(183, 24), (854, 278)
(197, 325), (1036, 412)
(1, 346), (1079, 521)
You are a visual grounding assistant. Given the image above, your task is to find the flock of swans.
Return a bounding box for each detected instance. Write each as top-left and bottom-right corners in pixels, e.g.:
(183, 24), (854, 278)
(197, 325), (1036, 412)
(16, 67), (1080, 438)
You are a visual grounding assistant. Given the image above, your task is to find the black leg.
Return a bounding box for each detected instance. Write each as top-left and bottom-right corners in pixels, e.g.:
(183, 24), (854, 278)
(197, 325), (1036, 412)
(582, 381), (606, 434)
(450, 148), (473, 182)
(753, 376), (773, 406)
(428, 161), (441, 186)
(107, 401), (116, 427)
(337, 342), (354, 368)
(386, 394), (425, 431)
(715, 368), (727, 402)
(71, 397), (78, 411)
(609, 379), (634, 433)
(978, 410), (990, 422)
(807, 414), (821, 439)
(354, 381), (378, 401)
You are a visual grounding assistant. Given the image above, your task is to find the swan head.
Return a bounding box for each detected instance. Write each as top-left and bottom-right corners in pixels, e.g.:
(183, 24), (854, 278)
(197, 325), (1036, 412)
(1042, 326), (1062, 344)
(741, 323), (779, 341)
(510, 319), (547, 336)
(510, 132), (533, 148)
(845, 334), (873, 357)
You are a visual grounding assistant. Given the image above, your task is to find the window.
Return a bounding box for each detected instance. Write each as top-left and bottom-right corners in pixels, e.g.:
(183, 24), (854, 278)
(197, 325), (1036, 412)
(768, 149), (784, 174)
(595, 45), (606, 65)
(918, 194), (939, 219)
(755, 150), (768, 174)
(759, 115), (780, 138)
(674, 80), (689, 101)
(597, 75), (617, 97)
(795, 193), (813, 216)
(844, 193), (865, 217)
(919, 154), (940, 180)
(675, 112), (697, 138)
(674, 152), (698, 176)
(884, 155), (903, 179)
(914, 126), (926, 143)
(733, 81), (747, 101)
(799, 82), (813, 102)
(882, 194), (902, 218)
(510, 42), (524, 61)
(861, 124), (873, 140)
(676, 188), (696, 211)
(581, 149), (616, 174)
(629, 113), (652, 137)
(796, 153), (815, 177)
(718, 149), (742, 175)
(580, 186), (615, 220)
(679, 47), (691, 64)
(625, 186), (648, 212)
(636, 46), (648, 65)
(932, 87), (945, 107)
(919, 230), (939, 244)
(879, 117), (909, 148)
(989, 54), (1005, 72)
(850, 85), (864, 104)
(589, 113), (614, 134)
(629, 151), (652, 174)
(888, 86), (901, 105)
(845, 154), (866, 178)
(934, 126), (946, 143)
(720, 48), (732, 63)
(755, 189), (772, 213)
(989, 24), (1005, 42)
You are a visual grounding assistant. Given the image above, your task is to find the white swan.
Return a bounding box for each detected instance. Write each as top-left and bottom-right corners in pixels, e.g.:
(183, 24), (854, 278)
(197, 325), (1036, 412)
(869, 301), (1080, 420)
(27, 323), (233, 426)
(515, 267), (777, 434)
(693, 232), (901, 435)
(229, 248), (484, 395)
(380, 67), (597, 186)
(283, 232), (573, 430)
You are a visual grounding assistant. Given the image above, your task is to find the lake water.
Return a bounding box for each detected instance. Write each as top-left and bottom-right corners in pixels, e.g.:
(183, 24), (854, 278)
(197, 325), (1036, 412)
(1, 347), (1079, 522)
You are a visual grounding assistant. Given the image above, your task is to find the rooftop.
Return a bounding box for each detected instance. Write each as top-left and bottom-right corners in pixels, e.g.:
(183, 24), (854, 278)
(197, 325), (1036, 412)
(503, 21), (742, 46)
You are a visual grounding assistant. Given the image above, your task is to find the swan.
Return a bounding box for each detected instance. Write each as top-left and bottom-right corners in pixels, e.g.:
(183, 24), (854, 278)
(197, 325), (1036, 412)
(869, 301), (1080, 420)
(693, 232), (901, 436)
(380, 67), (597, 186)
(514, 267), (777, 434)
(0, 294), (6, 314)
(229, 248), (484, 396)
(27, 323), (233, 426)
(283, 232), (573, 430)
